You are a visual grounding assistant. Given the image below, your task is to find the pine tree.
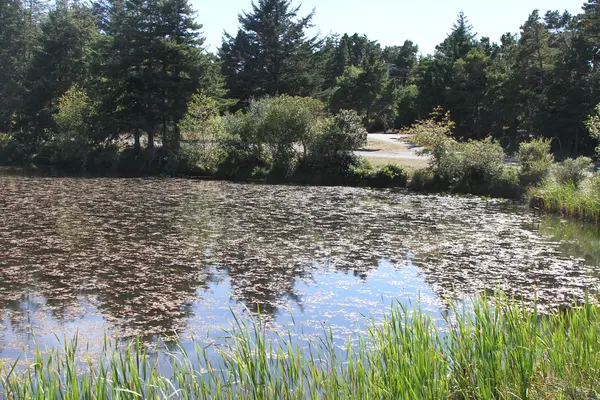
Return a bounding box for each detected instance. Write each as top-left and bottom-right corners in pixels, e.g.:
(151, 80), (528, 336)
(220, 0), (319, 108)
(437, 11), (477, 62)
(582, 0), (600, 66)
(22, 0), (97, 137)
(100, 0), (215, 153)
(0, 0), (27, 131)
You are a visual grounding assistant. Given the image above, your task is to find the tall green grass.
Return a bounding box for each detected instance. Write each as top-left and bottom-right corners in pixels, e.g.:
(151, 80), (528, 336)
(1, 295), (600, 399)
(531, 178), (600, 224)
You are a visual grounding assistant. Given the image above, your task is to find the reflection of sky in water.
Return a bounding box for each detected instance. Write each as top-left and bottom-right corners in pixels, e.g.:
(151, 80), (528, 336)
(1, 259), (447, 361)
(1, 175), (599, 362)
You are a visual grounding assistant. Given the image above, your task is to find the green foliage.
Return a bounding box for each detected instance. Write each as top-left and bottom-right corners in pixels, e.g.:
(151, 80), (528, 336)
(409, 107), (456, 168)
(409, 109), (515, 196)
(179, 93), (224, 142)
(531, 174), (600, 223)
(553, 157), (593, 187)
(3, 295), (600, 398)
(50, 86), (95, 168)
(329, 55), (397, 130)
(310, 109), (367, 160)
(517, 138), (554, 186)
(220, 0), (319, 108)
(23, 1), (98, 137)
(408, 168), (438, 191)
(100, 0), (212, 153)
(367, 164), (409, 188)
(586, 104), (600, 156)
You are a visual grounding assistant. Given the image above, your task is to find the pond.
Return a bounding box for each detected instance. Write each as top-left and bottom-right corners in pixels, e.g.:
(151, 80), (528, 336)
(0, 174), (599, 360)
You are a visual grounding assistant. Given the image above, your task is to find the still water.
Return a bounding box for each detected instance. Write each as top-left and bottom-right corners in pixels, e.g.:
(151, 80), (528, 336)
(0, 175), (599, 360)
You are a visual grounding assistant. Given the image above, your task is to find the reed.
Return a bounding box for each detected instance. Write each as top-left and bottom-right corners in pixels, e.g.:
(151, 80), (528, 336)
(1, 294), (599, 399)
(531, 178), (600, 224)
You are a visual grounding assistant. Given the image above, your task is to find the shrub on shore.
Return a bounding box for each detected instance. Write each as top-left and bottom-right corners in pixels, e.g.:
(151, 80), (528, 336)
(516, 138), (554, 186)
(409, 110), (520, 197)
(553, 156), (593, 187)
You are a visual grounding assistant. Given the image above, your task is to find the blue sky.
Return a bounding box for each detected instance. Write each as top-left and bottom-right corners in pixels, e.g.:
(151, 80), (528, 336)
(192, 0), (587, 55)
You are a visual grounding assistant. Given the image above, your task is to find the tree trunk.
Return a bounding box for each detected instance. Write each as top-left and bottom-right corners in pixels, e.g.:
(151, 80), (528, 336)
(147, 132), (154, 149)
(134, 130), (141, 151)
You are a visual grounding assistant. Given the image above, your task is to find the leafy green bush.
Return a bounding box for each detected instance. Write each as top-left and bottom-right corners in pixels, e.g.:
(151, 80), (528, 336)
(408, 109), (514, 196)
(366, 164), (409, 188)
(216, 113), (270, 180)
(409, 107), (456, 169)
(516, 138), (554, 186)
(408, 168), (438, 191)
(218, 96), (325, 180)
(553, 157), (593, 187)
(309, 109), (367, 160)
(436, 138), (505, 191)
(51, 86), (96, 170)
(586, 104), (600, 157)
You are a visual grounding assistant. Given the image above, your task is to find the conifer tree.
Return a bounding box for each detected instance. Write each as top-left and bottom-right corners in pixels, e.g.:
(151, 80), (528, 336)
(220, 0), (319, 108)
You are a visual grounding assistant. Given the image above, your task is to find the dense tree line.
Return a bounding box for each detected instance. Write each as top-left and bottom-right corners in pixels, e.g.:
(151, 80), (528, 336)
(1, 0), (600, 167)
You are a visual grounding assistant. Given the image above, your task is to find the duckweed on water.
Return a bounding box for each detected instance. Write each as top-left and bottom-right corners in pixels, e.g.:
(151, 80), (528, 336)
(2, 294), (599, 399)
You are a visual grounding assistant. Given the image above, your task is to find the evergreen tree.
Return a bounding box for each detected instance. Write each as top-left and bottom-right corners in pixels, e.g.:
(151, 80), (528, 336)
(22, 0), (97, 138)
(330, 53), (396, 130)
(437, 11), (477, 62)
(0, 0), (27, 131)
(220, 0), (319, 108)
(383, 40), (419, 84)
(581, 0), (600, 65)
(100, 0), (215, 153)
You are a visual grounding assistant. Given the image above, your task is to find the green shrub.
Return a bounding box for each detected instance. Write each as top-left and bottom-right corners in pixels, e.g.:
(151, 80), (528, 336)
(309, 109), (367, 160)
(217, 112), (271, 180)
(446, 138), (506, 193)
(409, 107), (456, 169)
(291, 154), (364, 186)
(85, 146), (120, 173)
(51, 86), (96, 170)
(487, 166), (522, 199)
(553, 156), (593, 187)
(178, 93), (224, 143)
(366, 164), (409, 188)
(586, 104), (600, 157)
(218, 96), (326, 180)
(247, 96), (324, 169)
(408, 109), (512, 196)
(516, 138), (554, 186)
(408, 168), (438, 191)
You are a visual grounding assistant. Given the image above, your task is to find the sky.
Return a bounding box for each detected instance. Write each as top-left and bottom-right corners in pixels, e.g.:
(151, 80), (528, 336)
(192, 0), (587, 55)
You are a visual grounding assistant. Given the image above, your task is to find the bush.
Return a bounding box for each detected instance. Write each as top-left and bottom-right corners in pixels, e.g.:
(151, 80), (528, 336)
(586, 104), (600, 157)
(217, 96), (326, 180)
(409, 107), (456, 169)
(309, 110), (367, 160)
(51, 86), (96, 169)
(408, 168), (438, 191)
(516, 138), (554, 186)
(366, 164), (409, 188)
(217, 113), (271, 180)
(444, 138), (506, 193)
(553, 157), (593, 188)
(247, 96), (324, 170)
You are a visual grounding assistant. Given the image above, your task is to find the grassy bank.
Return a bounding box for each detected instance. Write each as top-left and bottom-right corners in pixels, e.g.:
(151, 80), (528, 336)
(531, 179), (600, 224)
(2, 295), (599, 399)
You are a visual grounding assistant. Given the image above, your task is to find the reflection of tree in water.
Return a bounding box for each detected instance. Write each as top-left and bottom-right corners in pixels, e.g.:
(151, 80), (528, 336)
(0, 178), (218, 337)
(1, 177), (598, 342)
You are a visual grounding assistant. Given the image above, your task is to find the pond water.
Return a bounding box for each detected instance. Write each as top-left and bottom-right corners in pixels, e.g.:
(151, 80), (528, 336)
(0, 174), (599, 360)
